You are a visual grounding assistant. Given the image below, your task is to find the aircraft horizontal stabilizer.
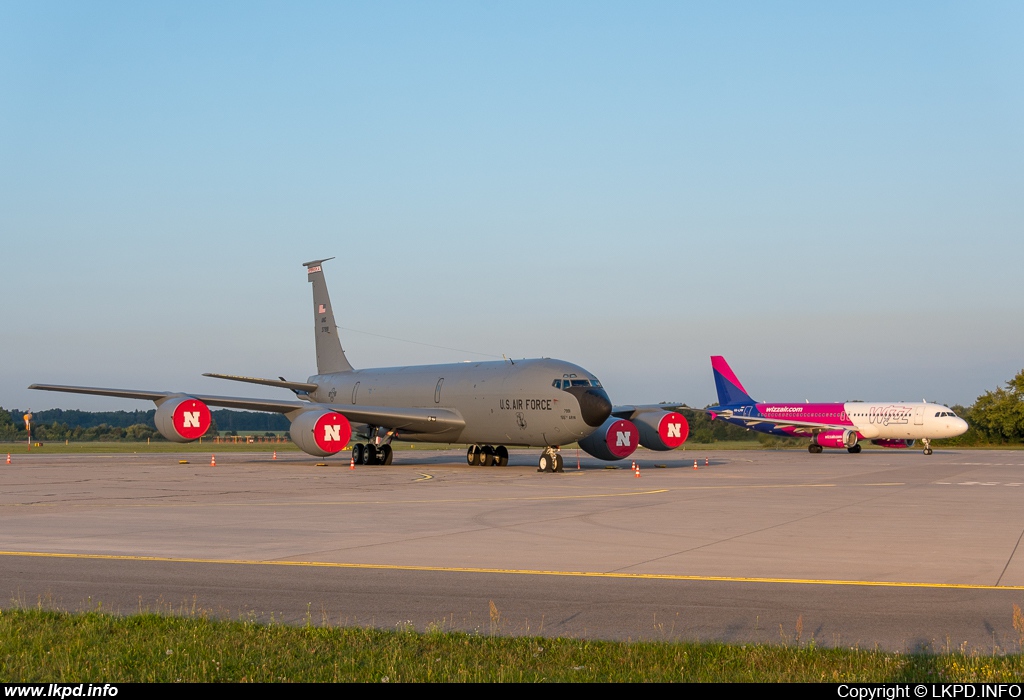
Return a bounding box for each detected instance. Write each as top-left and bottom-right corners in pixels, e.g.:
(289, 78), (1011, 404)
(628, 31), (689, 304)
(202, 373), (319, 393)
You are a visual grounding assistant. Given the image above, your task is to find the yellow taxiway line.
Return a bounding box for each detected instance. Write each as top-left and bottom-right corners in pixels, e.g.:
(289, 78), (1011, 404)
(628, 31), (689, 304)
(1, 549), (1020, 591)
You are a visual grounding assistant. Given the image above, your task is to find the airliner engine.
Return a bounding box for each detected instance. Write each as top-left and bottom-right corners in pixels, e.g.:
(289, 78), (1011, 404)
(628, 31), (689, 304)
(154, 396), (212, 442)
(872, 439), (915, 449)
(578, 417), (639, 461)
(634, 411), (689, 451)
(814, 430), (858, 449)
(289, 409), (352, 457)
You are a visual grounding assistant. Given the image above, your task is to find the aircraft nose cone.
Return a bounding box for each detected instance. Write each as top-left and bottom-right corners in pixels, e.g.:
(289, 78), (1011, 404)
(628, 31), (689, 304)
(953, 418), (969, 436)
(566, 386), (613, 427)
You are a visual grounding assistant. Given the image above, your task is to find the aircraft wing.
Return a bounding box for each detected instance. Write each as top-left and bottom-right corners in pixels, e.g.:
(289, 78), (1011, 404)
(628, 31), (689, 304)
(610, 403), (691, 420)
(709, 408), (847, 435)
(28, 384), (465, 434)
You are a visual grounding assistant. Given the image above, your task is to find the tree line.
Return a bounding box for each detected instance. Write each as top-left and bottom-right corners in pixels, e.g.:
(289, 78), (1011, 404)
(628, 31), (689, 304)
(2, 369), (1022, 445)
(0, 408), (288, 443)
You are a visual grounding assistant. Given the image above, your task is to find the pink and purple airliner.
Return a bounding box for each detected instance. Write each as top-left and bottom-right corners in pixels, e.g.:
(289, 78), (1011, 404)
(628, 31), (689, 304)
(709, 356), (968, 455)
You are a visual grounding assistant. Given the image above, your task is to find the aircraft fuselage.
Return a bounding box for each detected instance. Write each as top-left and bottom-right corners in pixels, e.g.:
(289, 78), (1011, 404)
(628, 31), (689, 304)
(307, 357), (609, 447)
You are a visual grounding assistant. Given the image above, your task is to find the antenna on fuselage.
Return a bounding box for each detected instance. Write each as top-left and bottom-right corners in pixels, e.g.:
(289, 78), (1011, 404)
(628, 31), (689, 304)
(503, 354), (515, 365)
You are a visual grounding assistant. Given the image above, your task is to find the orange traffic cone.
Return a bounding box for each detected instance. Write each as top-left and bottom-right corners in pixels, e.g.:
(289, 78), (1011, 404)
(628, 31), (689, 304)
(349, 452), (355, 470)
(634, 464), (641, 478)
(210, 455), (216, 467)
(5, 454), (10, 465)
(705, 457), (709, 467)
(272, 451), (277, 460)
(693, 459), (698, 470)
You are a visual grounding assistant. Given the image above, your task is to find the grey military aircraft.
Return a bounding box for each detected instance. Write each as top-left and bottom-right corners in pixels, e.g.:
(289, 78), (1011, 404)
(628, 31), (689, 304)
(31, 259), (689, 471)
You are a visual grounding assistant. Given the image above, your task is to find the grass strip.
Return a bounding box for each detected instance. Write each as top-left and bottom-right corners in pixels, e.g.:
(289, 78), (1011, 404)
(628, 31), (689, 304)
(1, 609), (1022, 682)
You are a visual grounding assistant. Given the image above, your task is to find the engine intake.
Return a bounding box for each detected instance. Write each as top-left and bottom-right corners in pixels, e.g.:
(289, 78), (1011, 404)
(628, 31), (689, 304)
(154, 396), (212, 442)
(635, 411), (688, 451)
(813, 430), (859, 449)
(578, 417), (639, 461)
(289, 410), (352, 457)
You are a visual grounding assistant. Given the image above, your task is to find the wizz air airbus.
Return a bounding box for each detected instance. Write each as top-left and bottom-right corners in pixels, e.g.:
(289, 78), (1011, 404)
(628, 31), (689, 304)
(708, 356), (968, 455)
(30, 259), (689, 472)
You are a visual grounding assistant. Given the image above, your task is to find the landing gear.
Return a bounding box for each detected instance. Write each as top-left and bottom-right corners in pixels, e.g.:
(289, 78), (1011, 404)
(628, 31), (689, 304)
(468, 445), (509, 467)
(353, 440), (393, 465)
(538, 447), (563, 473)
(847, 444), (862, 454)
(808, 443), (823, 454)
(922, 438), (933, 456)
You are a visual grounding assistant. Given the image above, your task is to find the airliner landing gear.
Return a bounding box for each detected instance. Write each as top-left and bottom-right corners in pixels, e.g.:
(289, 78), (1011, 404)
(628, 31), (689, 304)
(922, 438), (933, 456)
(352, 436), (394, 465)
(808, 444), (823, 454)
(847, 444), (862, 454)
(538, 448), (563, 473)
(468, 445), (509, 467)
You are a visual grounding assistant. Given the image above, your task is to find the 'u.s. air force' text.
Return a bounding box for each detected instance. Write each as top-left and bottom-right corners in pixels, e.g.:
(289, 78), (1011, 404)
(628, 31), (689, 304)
(499, 398), (553, 411)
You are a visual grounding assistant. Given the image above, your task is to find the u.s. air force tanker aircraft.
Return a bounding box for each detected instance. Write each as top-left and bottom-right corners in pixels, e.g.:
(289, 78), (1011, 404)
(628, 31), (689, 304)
(30, 259), (689, 472)
(707, 356), (968, 455)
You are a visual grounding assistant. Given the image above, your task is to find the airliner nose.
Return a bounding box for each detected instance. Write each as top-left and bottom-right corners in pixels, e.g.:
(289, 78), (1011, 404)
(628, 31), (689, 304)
(565, 386), (613, 427)
(952, 417), (969, 437)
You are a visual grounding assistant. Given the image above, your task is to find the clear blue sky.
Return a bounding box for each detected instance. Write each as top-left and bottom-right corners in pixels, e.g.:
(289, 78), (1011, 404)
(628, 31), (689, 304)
(2, 1), (1021, 411)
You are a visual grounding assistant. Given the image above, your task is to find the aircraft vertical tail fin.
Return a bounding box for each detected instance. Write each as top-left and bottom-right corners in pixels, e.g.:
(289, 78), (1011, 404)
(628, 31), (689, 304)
(711, 356), (756, 406)
(303, 258), (355, 374)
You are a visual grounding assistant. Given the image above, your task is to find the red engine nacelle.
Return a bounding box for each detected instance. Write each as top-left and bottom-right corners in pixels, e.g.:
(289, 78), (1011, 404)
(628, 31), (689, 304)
(154, 396), (212, 442)
(578, 416), (639, 461)
(289, 410), (352, 457)
(635, 411), (689, 451)
(872, 439), (915, 449)
(814, 430), (859, 449)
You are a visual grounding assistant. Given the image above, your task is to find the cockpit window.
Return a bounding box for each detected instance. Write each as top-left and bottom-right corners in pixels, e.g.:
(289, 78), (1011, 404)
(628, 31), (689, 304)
(555, 378), (602, 390)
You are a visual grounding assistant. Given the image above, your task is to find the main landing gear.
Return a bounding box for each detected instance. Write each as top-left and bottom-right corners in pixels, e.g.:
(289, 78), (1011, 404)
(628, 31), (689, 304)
(808, 444), (823, 454)
(922, 438), (933, 456)
(467, 444), (509, 467)
(847, 444), (862, 454)
(351, 442), (393, 465)
(537, 447), (564, 473)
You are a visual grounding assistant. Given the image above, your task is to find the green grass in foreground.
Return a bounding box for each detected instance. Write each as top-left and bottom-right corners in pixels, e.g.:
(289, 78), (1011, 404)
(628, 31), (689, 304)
(1, 609), (1022, 682)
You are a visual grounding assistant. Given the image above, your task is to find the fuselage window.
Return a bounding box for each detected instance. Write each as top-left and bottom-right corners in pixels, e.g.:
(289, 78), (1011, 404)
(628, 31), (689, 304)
(552, 379), (562, 389)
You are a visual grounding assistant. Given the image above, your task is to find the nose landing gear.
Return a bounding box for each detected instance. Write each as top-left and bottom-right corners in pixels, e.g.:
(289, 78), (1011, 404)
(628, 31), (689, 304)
(922, 438), (933, 456)
(538, 447), (563, 473)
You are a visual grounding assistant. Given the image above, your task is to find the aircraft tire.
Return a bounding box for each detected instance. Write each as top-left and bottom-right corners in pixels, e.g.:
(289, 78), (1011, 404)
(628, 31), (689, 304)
(538, 453), (554, 473)
(808, 444), (823, 454)
(553, 454), (564, 473)
(848, 445), (862, 454)
(467, 445), (480, 466)
(495, 445), (509, 467)
(379, 444), (393, 465)
(365, 444), (377, 465)
(924, 448), (933, 456)
(352, 443), (365, 465)
(479, 445), (494, 467)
